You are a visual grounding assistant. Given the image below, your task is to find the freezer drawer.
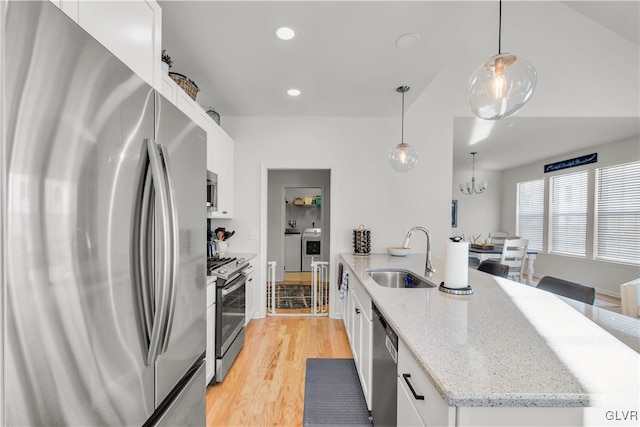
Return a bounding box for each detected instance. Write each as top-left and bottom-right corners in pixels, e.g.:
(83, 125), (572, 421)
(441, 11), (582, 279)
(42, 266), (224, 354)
(147, 361), (206, 427)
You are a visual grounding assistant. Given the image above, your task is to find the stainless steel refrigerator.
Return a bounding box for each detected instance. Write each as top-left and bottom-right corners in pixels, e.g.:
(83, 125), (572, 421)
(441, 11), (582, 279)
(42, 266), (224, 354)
(1, 2), (207, 425)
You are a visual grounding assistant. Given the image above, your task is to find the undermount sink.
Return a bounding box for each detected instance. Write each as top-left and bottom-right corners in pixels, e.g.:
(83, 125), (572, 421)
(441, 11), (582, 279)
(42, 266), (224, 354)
(366, 269), (435, 289)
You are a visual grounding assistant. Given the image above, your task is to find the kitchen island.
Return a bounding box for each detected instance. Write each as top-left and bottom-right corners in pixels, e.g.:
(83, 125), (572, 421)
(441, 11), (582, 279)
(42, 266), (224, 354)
(340, 253), (639, 426)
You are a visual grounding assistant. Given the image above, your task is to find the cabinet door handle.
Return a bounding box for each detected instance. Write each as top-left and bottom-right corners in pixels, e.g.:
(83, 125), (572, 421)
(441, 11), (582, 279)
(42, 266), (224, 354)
(355, 307), (360, 314)
(402, 374), (425, 400)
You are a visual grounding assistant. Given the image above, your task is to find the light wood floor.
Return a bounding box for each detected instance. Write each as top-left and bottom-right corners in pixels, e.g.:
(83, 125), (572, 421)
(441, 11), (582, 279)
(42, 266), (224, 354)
(205, 317), (352, 427)
(283, 271), (312, 284)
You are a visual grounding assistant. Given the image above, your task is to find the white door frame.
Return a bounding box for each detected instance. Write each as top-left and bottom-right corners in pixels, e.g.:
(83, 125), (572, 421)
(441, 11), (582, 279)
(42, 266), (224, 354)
(258, 163), (338, 319)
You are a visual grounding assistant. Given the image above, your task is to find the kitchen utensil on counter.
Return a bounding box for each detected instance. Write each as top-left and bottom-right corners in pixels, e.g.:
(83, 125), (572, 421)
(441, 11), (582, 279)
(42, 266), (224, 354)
(353, 224), (371, 256)
(214, 227), (235, 241)
(217, 241), (229, 255)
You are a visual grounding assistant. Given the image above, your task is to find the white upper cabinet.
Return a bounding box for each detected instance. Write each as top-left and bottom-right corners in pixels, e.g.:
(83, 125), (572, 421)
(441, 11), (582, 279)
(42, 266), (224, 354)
(50, 0), (161, 88)
(208, 124), (234, 218)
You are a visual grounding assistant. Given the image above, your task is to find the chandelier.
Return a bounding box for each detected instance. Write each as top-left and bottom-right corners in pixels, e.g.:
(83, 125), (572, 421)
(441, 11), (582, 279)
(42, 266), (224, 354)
(459, 152), (488, 195)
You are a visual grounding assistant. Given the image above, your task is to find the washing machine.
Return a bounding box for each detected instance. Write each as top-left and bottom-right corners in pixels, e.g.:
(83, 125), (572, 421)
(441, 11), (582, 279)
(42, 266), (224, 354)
(302, 228), (321, 272)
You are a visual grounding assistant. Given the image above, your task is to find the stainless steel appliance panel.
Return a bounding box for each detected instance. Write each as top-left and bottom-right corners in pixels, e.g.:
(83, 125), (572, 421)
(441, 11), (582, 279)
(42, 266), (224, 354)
(216, 274), (246, 357)
(153, 96), (207, 406)
(4, 2), (155, 424)
(372, 304), (398, 427)
(206, 170), (218, 214)
(147, 362), (205, 427)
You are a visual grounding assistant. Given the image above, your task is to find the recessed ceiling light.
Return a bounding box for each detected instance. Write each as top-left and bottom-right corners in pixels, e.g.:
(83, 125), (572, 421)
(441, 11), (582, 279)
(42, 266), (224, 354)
(275, 26), (296, 40)
(287, 89), (301, 97)
(395, 33), (421, 49)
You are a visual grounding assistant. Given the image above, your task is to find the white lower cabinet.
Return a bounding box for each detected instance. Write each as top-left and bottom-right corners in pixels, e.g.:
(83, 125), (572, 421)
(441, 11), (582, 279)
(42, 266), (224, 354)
(397, 340), (455, 427)
(341, 266), (373, 409)
(397, 376), (427, 427)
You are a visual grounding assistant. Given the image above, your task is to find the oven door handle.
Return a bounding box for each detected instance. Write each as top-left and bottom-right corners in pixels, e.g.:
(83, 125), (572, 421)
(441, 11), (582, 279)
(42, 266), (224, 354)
(222, 279), (245, 297)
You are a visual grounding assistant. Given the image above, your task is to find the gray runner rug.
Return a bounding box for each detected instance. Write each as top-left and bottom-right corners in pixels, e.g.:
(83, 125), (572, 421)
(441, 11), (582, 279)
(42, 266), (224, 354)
(303, 358), (372, 426)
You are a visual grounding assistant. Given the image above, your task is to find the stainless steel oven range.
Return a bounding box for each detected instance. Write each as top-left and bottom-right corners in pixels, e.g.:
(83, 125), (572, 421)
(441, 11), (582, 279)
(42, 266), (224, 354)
(207, 256), (250, 383)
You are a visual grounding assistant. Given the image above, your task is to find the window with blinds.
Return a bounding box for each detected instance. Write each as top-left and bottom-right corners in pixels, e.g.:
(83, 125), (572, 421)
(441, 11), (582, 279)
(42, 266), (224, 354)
(595, 161), (640, 264)
(550, 170), (588, 256)
(516, 179), (544, 251)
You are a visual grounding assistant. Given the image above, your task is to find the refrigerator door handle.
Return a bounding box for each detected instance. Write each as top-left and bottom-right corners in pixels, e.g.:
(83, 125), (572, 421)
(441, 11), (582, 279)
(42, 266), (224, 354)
(146, 138), (173, 365)
(132, 140), (157, 365)
(158, 144), (180, 354)
(139, 165), (156, 348)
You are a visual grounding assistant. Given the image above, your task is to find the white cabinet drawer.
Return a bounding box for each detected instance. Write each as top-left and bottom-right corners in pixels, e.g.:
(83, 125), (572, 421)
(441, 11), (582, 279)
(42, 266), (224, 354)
(397, 376), (426, 426)
(349, 274), (372, 320)
(398, 340), (455, 427)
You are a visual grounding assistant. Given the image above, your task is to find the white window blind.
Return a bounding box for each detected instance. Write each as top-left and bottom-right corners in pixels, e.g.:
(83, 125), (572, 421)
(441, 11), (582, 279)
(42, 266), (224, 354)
(516, 179), (544, 251)
(550, 170), (588, 256)
(595, 161), (640, 264)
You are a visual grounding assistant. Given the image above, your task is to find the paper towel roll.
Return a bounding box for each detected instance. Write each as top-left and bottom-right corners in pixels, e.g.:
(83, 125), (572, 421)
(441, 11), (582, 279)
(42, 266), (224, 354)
(444, 240), (469, 289)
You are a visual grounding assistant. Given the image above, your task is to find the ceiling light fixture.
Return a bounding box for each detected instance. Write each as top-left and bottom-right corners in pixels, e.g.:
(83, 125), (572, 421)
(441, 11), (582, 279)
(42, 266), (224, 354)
(389, 85), (418, 173)
(459, 152), (488, 195)
(466, 0), (537, 120)
(287, 88), (301, 96)
(275, 26), (296, 40)
(395, 33), (421, 49)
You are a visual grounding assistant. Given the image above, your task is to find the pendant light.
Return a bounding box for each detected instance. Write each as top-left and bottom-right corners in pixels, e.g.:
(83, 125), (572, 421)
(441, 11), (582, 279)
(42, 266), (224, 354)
(459, 152), (488, 195)
(466, 0), (536, 120)
(389, 85), (418, 172)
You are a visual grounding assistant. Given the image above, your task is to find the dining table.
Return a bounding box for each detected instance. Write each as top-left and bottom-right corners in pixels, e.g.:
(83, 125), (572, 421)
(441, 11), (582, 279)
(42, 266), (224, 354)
(468, 245), (538, 284)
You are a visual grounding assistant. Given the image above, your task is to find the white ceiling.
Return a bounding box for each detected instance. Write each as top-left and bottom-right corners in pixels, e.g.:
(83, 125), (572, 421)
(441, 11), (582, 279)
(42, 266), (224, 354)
(159, 1), (640, 171)
(453, 117), (640, 171)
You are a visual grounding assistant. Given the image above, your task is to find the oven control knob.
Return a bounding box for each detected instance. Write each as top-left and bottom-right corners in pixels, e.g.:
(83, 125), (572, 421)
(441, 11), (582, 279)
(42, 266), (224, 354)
(218, 267), (227, 274)
(236, 258), (246, 266)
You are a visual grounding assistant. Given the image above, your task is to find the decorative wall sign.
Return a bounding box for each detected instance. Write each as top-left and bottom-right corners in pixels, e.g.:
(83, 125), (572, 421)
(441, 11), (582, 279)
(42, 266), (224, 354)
(544, 153), (597, 173)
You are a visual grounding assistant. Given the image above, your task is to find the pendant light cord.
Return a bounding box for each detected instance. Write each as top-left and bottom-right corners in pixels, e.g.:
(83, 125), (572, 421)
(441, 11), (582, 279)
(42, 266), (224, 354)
(498, 0), (502, 54)
(472, 152), (476, 178)
(401, 89), (405, 144)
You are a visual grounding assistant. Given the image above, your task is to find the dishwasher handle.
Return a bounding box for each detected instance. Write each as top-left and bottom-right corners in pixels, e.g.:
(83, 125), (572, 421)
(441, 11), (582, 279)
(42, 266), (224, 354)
(402, 373), (425, 401)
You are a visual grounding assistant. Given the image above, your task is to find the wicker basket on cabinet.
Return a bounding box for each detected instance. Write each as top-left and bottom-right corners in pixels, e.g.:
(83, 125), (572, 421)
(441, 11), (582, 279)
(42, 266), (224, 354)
(169, 72), (199, 101)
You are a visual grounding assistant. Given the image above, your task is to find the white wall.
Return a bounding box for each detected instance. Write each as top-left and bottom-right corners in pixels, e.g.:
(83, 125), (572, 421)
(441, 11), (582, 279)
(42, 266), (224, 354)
(223, 114), (453, 319)
(451, 170), (503, 242)
(501, 136), (640, 296)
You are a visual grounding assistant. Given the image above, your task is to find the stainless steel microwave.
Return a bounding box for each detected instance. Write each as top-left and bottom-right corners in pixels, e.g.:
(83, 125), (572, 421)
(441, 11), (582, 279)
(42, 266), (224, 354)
(207, 170), (218, 214)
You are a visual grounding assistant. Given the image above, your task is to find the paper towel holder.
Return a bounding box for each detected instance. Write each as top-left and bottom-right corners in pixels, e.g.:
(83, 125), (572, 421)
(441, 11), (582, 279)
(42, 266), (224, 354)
(439, 282), (473, 295)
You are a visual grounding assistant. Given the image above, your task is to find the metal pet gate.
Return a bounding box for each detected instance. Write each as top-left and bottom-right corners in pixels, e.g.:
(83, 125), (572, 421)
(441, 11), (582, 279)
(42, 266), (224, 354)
(267, 261), (329, 316)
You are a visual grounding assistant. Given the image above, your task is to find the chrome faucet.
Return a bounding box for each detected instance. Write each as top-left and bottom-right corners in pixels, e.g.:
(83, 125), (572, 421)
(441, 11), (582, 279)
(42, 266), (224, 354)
(402, 226), (435, 274)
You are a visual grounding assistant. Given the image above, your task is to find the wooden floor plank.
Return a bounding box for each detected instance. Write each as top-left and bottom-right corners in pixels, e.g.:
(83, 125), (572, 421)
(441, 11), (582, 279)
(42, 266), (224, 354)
(206, 317), (352, 427)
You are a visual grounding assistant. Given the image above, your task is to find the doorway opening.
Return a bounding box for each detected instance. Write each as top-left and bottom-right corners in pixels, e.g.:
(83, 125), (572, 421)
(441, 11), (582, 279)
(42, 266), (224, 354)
(265, 170), (331, 316)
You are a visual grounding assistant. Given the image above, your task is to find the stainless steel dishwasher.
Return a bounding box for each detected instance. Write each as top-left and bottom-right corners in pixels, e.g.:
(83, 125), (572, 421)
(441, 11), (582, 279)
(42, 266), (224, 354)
(372, 303), (398, 427)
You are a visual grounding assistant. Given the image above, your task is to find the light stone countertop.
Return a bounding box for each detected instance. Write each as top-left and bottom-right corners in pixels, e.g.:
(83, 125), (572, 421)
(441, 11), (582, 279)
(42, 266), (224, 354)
(340, 253), (640, 408)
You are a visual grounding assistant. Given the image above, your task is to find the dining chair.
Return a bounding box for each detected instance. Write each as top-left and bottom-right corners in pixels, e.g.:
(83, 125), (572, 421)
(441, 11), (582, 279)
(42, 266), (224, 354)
(620, 278), (640, 318)
(489, 231), (509, 246)
(477, 260), (509, 278)
(537, 276), (596, 305)
(499, 238), (528, 282)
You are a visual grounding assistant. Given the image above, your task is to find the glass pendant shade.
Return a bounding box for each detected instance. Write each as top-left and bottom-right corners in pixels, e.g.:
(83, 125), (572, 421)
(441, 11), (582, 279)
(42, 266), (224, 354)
(389, 142), (418, 172)
(467, 52), (537, 120)
(389, 85), (417, 172)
